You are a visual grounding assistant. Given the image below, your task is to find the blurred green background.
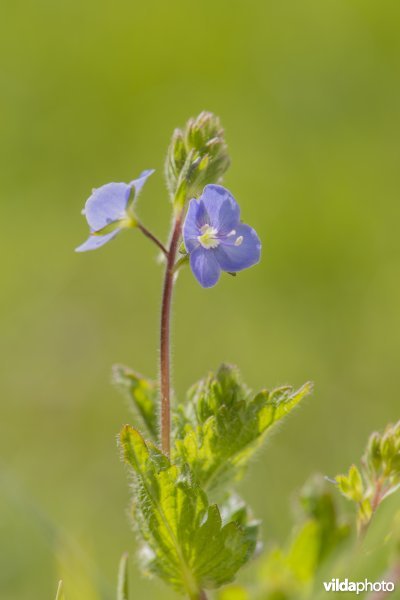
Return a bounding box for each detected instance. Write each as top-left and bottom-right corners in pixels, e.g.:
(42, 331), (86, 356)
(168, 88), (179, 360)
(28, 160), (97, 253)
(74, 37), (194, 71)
(1, 0), (400, 598)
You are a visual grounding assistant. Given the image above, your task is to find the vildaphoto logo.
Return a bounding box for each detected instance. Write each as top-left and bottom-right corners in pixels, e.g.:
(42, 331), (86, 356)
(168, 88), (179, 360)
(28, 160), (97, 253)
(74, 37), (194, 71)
(323, 578), (395, 594)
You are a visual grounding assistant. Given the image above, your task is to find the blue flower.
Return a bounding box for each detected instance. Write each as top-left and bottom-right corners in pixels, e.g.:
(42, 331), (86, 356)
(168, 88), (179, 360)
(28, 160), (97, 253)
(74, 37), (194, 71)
(183, 185), (261, 288)
(75, 169), (154, 252)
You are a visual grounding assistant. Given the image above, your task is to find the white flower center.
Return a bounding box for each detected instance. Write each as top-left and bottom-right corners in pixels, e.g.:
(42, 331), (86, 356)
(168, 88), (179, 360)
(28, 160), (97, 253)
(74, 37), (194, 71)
(198, 224), (220, 249)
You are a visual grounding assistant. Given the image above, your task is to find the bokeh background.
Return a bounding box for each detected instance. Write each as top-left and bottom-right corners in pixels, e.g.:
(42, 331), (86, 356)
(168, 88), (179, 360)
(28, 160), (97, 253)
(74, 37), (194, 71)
(1, 1), (400, 598)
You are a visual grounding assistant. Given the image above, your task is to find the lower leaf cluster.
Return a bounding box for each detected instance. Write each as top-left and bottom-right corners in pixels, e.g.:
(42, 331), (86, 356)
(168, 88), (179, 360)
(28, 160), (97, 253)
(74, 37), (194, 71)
(120, 426), (256, 597)
(117, 364), (312, 597)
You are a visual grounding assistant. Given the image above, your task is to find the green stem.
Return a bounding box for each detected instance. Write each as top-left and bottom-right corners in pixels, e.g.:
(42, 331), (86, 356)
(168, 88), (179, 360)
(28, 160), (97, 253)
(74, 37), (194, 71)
(160, 213), (183, 455)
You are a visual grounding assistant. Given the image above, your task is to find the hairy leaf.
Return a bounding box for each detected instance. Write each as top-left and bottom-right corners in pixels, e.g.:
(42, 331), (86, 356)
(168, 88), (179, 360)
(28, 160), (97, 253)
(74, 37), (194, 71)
(120, 426), (255, 596)
(174, 364), (312, 492)
(113, 365), (158, 439)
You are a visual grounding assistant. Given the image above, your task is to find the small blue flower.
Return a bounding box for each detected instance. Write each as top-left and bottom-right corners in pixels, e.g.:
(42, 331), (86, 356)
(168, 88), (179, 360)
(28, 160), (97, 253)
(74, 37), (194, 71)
(183, 184), (261, 288)
(75, 169), (154, 252)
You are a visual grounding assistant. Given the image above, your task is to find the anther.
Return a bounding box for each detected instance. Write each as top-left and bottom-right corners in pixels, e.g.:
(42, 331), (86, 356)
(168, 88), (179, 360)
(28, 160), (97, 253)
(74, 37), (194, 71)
(234, 236), (243, 246)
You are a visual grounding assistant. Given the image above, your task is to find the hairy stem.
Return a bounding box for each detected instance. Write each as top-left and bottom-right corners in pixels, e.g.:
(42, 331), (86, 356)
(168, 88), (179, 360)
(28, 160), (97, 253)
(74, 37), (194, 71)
(371, 478), (384, 513)
(359, 478), (384, 539)
(160, 213), (182, 455)
(138, 222), (168, 256)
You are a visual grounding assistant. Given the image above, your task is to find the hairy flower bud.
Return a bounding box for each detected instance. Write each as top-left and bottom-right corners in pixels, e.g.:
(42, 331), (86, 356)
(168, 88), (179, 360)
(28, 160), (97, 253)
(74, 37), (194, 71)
(365, 431), (382, 475)
(165, 111), (230, 211)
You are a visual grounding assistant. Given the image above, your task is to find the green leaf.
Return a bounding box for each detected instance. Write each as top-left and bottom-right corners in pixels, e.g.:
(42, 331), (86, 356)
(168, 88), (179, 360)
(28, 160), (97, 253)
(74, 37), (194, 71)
(299, 475), (350, 562)
(113, 365), (158, 439)
(336, 421), (400, 535)
(366, 431), (382, 475)
(220, 493), (260, 553)
(174, 364), (312, 492)
(287, 520), (320, 583)
(55, 581), (65, 600)
(286, 476), (350, 584)
(218, 587), (249, 600)
(120, 426), (255, 596)
(348, 465), (364, 501)
(117, 553), (129, 600)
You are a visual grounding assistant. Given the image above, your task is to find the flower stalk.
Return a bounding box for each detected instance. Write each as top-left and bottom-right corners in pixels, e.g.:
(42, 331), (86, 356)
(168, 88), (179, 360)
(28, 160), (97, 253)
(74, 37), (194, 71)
(137, 222), (168, 256)
(77, 112), (267, 599)
(160, 211), (183, 455)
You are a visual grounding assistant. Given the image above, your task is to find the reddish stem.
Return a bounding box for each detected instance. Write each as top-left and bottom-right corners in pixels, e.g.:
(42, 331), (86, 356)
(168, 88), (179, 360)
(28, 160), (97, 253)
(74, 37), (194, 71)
(359, 478), (384, 539)
(160, 214), (182, 455)
(138, 222), (168, 256)
(371, 478), (383, 513)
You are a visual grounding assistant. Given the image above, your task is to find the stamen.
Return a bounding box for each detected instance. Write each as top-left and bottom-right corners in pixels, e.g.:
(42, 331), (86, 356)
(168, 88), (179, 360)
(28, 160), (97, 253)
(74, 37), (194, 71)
(227, 229), (236, 237)
(234, 236), (243, 247)
(198, 224), (220, 249)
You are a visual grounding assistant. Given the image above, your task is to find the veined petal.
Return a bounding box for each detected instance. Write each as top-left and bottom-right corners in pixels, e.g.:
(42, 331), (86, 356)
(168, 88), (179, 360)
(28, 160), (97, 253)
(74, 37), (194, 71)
(215, 224), (261, 272)
(190, 247), (221, 288)
(83, 170), (154, 233)
(200, 185), (240, 234)
(130, 169), (155, 199)
(75, 230), (119, 252)
(183, 198), (202, 252)
(84, 183), (131, 231)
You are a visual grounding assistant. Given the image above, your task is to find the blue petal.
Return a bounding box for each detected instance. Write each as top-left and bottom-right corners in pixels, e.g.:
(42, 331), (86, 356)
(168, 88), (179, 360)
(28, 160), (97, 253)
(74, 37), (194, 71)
(84, 183), (131, 231)
(75, 230), (119, 252)
(214, 224), (261, 272)
(200, 185), (240, 234)
(190, 247), (221, 288)
(183, 198), (202, 252)
(130, 169), (155, 198)
(83, 170), (154, 233)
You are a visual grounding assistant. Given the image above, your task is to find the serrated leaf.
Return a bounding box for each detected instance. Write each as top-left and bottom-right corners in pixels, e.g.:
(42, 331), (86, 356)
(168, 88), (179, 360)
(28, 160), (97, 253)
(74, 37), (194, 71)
(120, 425), (255, 596)
(174, 365), (312, 492)
(113, 365), (158, 439)
(220, 494), (260, 554)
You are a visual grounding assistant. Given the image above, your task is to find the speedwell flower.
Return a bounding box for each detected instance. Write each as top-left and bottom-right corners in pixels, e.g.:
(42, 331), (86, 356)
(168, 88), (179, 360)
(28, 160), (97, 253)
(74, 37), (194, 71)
(75, 169), (154, 252)
(183, 184), (261, 288)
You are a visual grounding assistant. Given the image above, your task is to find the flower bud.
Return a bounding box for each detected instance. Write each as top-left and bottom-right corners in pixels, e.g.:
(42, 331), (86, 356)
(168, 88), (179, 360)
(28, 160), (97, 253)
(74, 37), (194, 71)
(366, 431), (382, 475)
(381, 430), (396, 471)
(165, 111), (230, 211)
